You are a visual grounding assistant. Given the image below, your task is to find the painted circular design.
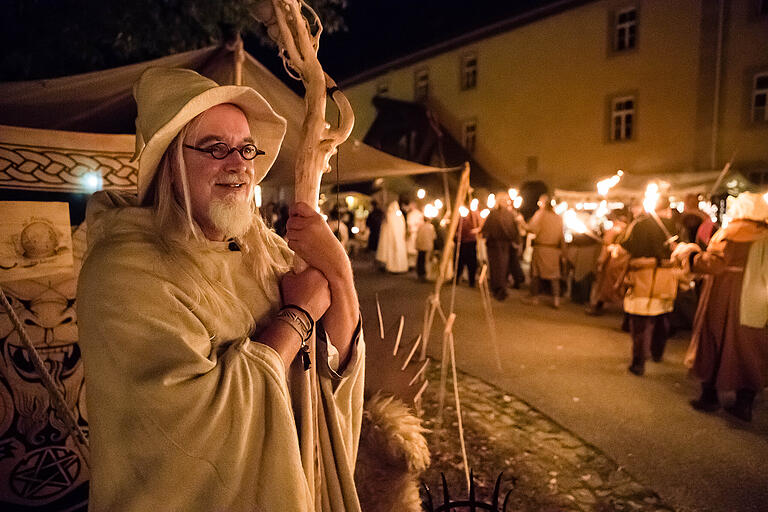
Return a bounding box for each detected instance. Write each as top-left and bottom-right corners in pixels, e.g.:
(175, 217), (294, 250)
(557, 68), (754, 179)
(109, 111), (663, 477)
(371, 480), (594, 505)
(10, 445), (81, 500)
(20, 221), (59, 259)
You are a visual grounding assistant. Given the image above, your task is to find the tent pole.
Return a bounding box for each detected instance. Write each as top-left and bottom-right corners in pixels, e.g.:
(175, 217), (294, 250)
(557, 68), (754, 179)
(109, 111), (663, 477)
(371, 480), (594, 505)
(442, 172), (451, 215)
(229, 33), (245, 86)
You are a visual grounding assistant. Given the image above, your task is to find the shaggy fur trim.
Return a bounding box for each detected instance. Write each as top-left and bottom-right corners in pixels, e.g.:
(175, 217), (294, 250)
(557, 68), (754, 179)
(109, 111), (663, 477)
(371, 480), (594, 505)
(356, 393), (430, 512)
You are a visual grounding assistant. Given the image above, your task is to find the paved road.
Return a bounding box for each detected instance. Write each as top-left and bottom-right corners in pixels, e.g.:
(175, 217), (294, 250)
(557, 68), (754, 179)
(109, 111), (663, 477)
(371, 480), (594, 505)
(354, 257), (768, 512)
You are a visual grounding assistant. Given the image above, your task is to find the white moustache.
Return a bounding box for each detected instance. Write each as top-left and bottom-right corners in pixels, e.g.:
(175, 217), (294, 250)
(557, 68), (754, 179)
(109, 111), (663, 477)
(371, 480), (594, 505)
(214, 175), (250, 186)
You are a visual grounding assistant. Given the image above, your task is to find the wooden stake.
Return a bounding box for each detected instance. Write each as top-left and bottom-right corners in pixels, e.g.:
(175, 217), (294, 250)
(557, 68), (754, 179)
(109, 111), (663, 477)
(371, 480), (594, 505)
(409, 359), (430, 387)
(376, 293), (384, 339)
(401, 335), (422, 370)
(478, 263), (503, 371)
(447, 329), (470, 491)
(393, 315), (405, 356)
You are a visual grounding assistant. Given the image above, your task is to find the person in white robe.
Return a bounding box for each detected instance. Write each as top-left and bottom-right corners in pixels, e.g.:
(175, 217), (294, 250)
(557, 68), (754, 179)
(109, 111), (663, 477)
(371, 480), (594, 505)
(375, 200), (408, 273)
(406, 203), (425, 268)
(77, 68), (365, 512)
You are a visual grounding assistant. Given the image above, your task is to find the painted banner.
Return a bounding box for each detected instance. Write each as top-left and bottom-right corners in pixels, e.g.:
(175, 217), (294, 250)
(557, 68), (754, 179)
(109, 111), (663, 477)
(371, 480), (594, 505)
(0, 202), (73, 284)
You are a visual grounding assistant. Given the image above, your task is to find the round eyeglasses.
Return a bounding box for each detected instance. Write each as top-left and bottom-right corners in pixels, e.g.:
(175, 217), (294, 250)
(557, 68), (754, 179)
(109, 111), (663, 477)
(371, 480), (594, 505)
(183, 142), (266, 160)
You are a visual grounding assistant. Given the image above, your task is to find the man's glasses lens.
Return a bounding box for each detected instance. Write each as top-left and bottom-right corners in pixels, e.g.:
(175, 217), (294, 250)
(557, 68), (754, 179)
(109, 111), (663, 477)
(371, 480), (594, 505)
(240, 145), (258, 159)
(207, 143), (263, 160)
(210, 143), (231, 159)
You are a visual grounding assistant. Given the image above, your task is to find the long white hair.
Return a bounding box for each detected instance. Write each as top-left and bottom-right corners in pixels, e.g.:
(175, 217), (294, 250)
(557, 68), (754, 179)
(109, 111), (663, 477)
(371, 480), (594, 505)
(143, 111), (292, 316)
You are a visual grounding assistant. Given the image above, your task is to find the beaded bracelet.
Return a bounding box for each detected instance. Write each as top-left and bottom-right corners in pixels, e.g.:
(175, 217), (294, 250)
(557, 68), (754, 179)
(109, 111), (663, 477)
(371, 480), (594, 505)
(278, 304), (315, 370)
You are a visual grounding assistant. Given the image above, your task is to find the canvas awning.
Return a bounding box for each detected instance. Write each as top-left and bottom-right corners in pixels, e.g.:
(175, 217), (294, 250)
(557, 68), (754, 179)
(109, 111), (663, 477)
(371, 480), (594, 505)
(0, 45), (453, 194)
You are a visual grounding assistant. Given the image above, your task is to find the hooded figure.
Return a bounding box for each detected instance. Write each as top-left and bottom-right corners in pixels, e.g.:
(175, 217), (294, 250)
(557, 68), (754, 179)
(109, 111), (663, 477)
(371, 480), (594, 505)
(77, 68), (365, 511)
(674, 192), (768, 422)
(375, 201), (408, 273)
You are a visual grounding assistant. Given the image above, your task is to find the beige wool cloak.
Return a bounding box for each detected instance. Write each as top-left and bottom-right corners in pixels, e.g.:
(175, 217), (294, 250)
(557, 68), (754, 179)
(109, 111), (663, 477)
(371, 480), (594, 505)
(77, 192), (365, 512)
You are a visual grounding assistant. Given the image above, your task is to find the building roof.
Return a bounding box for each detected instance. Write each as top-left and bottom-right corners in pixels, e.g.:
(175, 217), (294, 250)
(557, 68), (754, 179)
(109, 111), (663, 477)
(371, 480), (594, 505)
(337, 0), (590, 88)
(363, 96), (505, 190)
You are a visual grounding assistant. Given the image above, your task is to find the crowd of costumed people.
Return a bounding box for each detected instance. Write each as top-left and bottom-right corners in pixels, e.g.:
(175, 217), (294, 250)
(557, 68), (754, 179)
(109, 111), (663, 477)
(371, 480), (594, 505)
(261, 183), (767, 423)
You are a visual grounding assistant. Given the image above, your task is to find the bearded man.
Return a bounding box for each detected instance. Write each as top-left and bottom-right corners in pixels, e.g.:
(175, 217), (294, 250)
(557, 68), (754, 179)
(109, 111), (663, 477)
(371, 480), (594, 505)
(77, 68), (365, 511)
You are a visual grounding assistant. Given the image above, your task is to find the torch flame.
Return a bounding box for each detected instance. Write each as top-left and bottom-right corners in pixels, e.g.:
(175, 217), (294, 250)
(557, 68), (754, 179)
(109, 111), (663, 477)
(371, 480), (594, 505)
(595, 200), (609, 219)
(564, 209), (588, 234)
(597, 170), (624, 196)
(643, 182), (660, 213)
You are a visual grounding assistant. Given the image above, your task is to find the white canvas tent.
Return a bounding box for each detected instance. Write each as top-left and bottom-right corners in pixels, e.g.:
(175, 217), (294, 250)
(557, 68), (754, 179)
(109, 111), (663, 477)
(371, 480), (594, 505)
(0, 45), (454, 195)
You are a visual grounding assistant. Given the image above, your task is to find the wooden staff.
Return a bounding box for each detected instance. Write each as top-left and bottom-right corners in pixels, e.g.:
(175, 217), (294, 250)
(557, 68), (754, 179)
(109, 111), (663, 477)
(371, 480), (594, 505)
(253, 0), (354, 214)
(252, 0), (355, 493)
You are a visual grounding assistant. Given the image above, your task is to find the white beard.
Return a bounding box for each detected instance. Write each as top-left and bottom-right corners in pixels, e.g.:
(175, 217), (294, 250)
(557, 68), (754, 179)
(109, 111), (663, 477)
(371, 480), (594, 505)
(207, 199), (253, 239)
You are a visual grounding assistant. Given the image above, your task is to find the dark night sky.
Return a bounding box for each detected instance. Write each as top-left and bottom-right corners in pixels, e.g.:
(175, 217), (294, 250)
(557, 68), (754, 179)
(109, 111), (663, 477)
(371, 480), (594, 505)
(1, 0), (560, 85)
(248, 0), (560, 86)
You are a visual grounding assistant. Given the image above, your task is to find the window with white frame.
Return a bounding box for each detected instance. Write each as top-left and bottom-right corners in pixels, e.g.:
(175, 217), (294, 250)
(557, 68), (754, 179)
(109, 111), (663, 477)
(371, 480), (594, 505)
(376, 81), (389, 96)
(614, 7), (637, 51)
(611, 96), (635, 141)
(752, 72), (768, 122)
(414, 67), (429, 102)
(462, 120), (477, 153)
(460, 53), (478, 90)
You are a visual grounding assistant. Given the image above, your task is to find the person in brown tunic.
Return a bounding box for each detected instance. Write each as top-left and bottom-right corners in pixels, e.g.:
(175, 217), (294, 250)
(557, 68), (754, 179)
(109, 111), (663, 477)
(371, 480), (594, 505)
(673, 192), (768, 422)
(524, 195), (565, 308)
(586, 215), (629, 315)
(481, 194), (521, 301)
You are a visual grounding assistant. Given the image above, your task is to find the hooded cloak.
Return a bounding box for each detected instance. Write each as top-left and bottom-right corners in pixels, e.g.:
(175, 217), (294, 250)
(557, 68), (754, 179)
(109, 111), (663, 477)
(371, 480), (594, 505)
(77, 192), (365, 511)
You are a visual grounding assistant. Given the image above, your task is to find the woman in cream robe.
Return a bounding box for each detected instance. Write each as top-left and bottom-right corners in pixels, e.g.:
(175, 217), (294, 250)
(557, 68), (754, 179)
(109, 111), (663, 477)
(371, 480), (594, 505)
(375, 201), (408, 273)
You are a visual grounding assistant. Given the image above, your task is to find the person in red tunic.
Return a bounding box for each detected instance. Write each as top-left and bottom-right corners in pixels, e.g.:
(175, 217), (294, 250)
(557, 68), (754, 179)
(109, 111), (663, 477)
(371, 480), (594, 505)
(673, 192), (768, 422)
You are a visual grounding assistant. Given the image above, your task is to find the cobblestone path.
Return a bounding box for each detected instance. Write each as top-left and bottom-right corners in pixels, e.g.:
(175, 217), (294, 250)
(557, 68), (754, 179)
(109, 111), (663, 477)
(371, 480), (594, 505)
(419, 362), (677, 511)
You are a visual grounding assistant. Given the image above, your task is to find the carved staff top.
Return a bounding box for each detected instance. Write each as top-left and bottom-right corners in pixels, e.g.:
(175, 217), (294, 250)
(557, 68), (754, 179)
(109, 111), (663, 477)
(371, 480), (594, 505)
(252, 0), (355, 210)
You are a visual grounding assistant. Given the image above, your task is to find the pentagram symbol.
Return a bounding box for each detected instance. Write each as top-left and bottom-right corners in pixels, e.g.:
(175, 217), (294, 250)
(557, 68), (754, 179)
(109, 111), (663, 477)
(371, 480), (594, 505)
(9, 445), (81, 499)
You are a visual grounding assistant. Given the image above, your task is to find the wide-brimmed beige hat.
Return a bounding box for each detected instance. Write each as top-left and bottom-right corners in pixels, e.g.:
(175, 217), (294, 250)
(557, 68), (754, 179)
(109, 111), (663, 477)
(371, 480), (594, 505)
(131, 67), (287, 202)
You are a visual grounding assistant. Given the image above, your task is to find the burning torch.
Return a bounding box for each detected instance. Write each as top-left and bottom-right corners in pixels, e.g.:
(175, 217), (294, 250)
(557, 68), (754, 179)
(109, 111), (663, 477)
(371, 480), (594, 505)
(643, 181), (678, 248)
